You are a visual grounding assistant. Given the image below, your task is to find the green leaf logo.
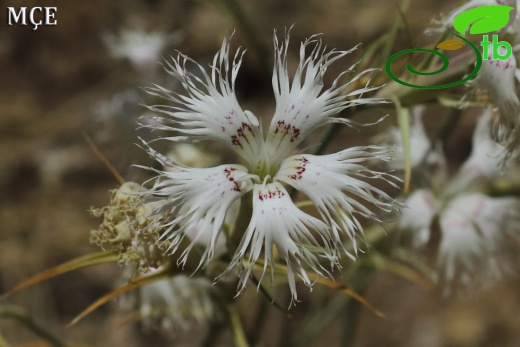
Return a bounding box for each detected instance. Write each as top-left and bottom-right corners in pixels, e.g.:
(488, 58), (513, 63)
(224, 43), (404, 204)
(453, 5), (514, 36)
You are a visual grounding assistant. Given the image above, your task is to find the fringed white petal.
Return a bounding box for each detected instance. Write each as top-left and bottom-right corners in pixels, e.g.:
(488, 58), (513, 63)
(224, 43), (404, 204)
(138, 145), (254, 268)
(227, 182), (336, 305)
(398, 189), (439, 248)
(438, 210), (486, 291)
(275, 147), (401, 257)
(465, 109), (508, 176)
(267, 30), (387, 166)
(142, 36), (263, 167)
(184, 219), (228, 259)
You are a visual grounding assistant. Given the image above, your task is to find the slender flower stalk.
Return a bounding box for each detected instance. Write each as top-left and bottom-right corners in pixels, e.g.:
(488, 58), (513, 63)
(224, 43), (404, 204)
(138, 30), (401, 303)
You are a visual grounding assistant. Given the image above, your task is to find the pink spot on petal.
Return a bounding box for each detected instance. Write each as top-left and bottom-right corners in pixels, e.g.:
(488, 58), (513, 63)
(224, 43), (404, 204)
(224, 167), (241, 192)
(275, 120), (300, 142)
(231, 122), (255, 149)
(289, 157), (309, 180)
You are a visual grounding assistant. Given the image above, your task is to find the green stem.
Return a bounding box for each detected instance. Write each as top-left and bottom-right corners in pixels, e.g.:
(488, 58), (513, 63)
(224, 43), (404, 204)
(247, 299), (268, 345)
(276, 291), (292, 347)
(293, 294), (349, 347)
(341, 262), (377, 347)
(229, 305), (250, 347)
(341, 296), (363, 347)
(229, 192), (253, 256)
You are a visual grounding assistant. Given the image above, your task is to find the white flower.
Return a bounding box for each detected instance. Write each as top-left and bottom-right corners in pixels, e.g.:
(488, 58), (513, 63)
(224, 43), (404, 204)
(462, 109), (508, 176)
(437, 193), (519, 293)
(128, 273), (219, 334)
(139, 31), (399, 303)
(139, 159), (254, 269)
(232, 182), (333, 296)
(444, 109), (510, 195)
(431, 0), (520, 153)
(275, 148), (398, 256)
(104, 29), (178, 71)
(398, 189), (439, 247)
(476, 47), (520, 139)
(397, 111), (520, 292)
(374, 106), (444, 170)
(399, 188), (520, 294)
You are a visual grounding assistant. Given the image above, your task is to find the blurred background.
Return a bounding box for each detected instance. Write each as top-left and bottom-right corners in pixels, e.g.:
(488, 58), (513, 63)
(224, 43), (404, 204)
(2, 0), (520, 346)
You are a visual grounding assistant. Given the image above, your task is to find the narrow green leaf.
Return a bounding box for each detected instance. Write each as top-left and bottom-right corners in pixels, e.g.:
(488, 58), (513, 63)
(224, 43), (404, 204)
(369, 252), (433, 291)
(228, 305), (250, 347)
(2, 251), (118, 299)
(393, 97), (411, 194)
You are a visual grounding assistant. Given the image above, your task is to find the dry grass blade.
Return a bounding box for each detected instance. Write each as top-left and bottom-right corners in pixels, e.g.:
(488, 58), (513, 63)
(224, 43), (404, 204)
(67, 270), (168, 327)
(82, 131), (125, 185)
(2, 252), (118, 299)
(313, 277), (385, 318)
(252, 261), (384, 318)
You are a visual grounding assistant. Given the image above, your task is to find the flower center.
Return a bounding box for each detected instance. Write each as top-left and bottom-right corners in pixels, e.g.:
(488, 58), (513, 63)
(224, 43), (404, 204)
(248, 145), (282, 184)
